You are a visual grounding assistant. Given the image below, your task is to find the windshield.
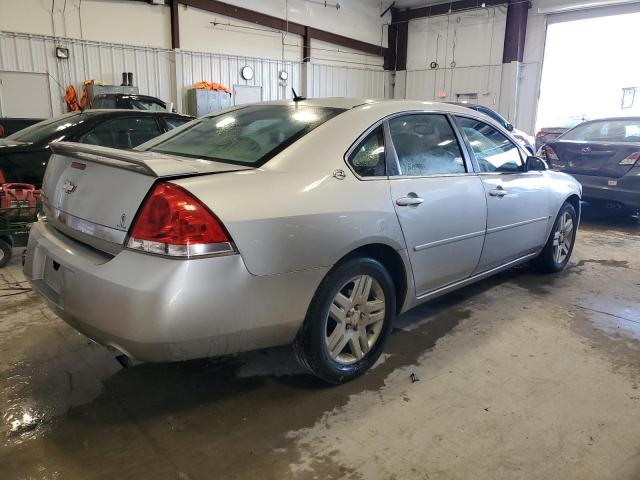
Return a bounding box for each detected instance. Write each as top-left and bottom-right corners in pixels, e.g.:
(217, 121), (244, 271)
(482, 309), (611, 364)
(145, 105), (344, 166)
(562, 119), (640, 143)
(7, 112), (90, 143)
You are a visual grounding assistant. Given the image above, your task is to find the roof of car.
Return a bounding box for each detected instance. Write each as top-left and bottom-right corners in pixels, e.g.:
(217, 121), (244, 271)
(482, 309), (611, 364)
(254, 98), (479, 115)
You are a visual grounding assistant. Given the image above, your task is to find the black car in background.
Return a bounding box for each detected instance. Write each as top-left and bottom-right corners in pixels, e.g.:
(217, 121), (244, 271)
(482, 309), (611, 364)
(0, 110), (193, 187)
(539, 117), (640, 214)
(0, 118), (44, 138)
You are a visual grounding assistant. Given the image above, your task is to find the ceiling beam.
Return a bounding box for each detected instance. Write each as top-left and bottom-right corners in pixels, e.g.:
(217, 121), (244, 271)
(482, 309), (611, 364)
(178, 0), (386, 57)
(394, 0), (508, 23)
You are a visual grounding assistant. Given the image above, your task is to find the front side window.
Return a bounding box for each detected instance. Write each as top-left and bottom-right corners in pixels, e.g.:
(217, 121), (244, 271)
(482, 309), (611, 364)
(347, 126), (386, 177)
(456, 117), (523, 173)
(81, 116), (161, 149)
(145, 105), (344, 166)
(561, 119), (640, 143)
(389, 114), (466, 176)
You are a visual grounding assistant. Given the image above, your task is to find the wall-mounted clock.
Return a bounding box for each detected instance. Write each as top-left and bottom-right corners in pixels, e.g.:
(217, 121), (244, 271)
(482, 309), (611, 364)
(241, 66), (254, 80)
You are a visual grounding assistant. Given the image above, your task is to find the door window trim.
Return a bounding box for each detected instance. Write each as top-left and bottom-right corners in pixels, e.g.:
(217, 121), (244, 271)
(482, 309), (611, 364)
(385, 111), (475, 179)
(343, 120), (389, 181)
(452, 113), (530, 175)
(343, 110), (479, 181)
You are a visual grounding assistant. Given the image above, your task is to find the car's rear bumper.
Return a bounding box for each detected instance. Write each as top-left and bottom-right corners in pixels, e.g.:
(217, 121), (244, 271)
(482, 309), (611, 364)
(571, 172), (640, 210)
(24, 221), (326, 362)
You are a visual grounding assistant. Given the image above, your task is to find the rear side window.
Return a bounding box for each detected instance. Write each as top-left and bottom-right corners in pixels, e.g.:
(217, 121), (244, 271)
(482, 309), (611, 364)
(456, 117), (523, 173)
(81, 116), (161, 149)
(348, 126), (386, 177)
(389, 114), (466, 176)
(146, 105), (344, 166)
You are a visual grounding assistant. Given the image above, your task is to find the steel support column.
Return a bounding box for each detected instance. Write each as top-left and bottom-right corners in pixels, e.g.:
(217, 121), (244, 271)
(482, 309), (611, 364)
(502, 0), (531, 63)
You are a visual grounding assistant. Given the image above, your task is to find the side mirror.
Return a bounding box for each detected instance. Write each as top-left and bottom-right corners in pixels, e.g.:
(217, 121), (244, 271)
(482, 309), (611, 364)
(525, 155), (548, 172)
(506, 123), (514, 132)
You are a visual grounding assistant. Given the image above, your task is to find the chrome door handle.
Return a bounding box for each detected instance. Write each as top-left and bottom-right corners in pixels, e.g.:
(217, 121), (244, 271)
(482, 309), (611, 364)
(396, 196), (424, 206)
(488, 187), (507, 197)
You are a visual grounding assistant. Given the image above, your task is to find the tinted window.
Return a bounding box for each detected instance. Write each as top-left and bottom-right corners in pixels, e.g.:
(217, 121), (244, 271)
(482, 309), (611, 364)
(130, 98), (166, 111)
(457, 117), (523, 173)
(164, 117), (192, 130)
(146, 105), (344, 166)
(81, 116), (161, 149)
(561, 119), (640, 143)
(92, 96), (117, 109)
(348, 126), (386, 177)
(389, 114), (466, 176)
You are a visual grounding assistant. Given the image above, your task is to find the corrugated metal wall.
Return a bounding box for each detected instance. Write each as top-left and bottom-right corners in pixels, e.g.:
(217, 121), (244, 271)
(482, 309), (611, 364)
(176, 50), (303, 109)
(307, 63), (388, 99)
(1, 30), (390, 117)
(0, 31), (173, 116)
(403, 65), (503, 105)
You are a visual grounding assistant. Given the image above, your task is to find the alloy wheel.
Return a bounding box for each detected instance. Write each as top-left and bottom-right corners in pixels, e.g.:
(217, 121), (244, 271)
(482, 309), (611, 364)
(324, 274), (386, 365)
(552, 211), (574, 264)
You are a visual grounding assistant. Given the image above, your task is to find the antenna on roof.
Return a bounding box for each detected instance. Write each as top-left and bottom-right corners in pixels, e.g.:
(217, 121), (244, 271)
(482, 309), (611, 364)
(292, 88), (306, 102)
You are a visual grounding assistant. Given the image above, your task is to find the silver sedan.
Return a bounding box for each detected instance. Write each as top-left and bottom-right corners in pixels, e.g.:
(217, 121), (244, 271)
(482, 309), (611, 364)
(24, 99), (581, 383)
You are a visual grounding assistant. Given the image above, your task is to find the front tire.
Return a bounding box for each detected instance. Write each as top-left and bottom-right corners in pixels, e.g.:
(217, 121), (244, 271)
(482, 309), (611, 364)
(293, 257), (396, 384)
(532, 201), (577, 273)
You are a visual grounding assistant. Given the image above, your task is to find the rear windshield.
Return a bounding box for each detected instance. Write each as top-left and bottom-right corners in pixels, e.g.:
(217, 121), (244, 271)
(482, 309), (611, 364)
(6, 111), (90, 143)
(562, 119), (640, 143)
(145, 105), (344, 166)
(92, 96), (117, 109)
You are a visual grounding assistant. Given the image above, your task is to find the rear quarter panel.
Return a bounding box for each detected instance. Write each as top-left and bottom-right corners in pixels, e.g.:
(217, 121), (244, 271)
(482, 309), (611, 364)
(174, 169), (405, 277)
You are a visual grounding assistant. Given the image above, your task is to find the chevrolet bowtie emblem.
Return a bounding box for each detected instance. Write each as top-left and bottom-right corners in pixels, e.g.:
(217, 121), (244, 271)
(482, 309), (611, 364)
(62, 181), (77, 194)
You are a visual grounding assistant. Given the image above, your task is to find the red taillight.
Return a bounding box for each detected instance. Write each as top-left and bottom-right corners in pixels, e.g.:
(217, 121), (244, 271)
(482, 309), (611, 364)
(619, 151), (640, 166)
(544, 145), (559, 161)
(0, 125), (5, 138)
(0, 169), (5, 184)
(127, 182), (234, 258)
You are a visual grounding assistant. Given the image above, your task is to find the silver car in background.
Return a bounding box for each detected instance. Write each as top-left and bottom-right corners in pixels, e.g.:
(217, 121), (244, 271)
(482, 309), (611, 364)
(24, 99), (581, 384)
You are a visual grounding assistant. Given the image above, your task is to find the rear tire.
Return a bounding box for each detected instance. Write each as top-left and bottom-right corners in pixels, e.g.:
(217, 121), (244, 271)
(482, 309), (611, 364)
(532, 201), (577, 273)
(293, 257), (396, 384)
(0, 239), (12, 268)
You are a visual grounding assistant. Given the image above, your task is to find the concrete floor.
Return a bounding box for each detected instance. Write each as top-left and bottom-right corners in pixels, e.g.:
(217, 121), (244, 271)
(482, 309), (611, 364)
(0, 208), (639, 480)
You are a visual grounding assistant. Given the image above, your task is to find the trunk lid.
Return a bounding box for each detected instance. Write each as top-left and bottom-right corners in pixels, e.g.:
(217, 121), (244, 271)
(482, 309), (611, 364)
(42, 142), (251, 254)
(549, 140), (640, 178)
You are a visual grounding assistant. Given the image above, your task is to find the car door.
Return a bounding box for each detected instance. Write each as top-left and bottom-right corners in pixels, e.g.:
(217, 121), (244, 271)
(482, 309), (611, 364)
(455, 116), (550, 272)
(387, 113), (487, 296)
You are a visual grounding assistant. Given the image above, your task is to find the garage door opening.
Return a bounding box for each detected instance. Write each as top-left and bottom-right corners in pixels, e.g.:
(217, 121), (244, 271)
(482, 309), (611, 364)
(536, 6), (640, 135)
